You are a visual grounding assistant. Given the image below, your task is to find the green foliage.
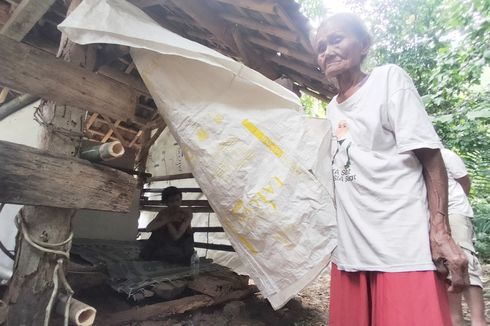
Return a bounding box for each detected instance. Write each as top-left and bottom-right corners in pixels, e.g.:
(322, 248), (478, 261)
(297, 0), (490, 259)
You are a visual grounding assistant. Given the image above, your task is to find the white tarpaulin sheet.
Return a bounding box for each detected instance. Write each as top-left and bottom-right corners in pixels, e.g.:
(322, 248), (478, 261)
(59, 0), (336, 309)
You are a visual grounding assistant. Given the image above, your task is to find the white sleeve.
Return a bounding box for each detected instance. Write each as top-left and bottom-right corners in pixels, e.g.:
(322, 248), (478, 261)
(441, 149), (468, 179)
(386, 66), (442, 153)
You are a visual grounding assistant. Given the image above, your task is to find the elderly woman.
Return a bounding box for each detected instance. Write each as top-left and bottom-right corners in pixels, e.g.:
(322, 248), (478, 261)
(314, 13), (469, 325)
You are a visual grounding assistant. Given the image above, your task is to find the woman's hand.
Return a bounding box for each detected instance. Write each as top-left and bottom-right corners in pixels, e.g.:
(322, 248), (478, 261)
(414, 148), (469, 292)
(430, 221), (469, 292)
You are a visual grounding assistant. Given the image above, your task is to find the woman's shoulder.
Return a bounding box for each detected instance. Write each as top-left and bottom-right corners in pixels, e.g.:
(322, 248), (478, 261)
(373, 64), (415, 89)
(373, 64), (409, 77)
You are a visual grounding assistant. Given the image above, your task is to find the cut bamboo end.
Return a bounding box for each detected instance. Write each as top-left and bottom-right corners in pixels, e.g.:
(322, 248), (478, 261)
(56, 295), (97, 326)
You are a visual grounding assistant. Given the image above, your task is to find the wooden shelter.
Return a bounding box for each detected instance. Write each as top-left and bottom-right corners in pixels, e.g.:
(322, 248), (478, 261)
(0, 0), (335, 324)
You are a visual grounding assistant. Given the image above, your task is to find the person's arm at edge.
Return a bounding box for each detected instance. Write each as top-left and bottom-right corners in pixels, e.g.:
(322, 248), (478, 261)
(455, 175), (471, 196)
(414, 147), (469, 292)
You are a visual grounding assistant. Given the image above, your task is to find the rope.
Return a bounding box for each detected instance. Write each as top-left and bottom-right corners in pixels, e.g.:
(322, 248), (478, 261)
(33, 102), (84, 146)
(16, 210), (74, 326)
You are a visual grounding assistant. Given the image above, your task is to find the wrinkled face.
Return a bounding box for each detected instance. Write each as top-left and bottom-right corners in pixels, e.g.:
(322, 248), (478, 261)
(164, 194), (182, 208)
(315, 20), (368, 78)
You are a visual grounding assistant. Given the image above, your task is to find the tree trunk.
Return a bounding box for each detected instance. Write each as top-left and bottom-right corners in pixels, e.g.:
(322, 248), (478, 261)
(3, 1), (96, 324)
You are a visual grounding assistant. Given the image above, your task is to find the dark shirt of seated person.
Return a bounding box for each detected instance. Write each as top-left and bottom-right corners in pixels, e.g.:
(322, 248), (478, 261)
(140, 186), (194, 264)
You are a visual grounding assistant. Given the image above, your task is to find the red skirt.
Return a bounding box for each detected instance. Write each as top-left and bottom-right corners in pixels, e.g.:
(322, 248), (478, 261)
(329, 264), (452, 326)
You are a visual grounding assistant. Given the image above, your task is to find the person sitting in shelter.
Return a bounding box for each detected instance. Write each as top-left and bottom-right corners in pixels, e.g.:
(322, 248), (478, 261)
(140, 186), (194, 264)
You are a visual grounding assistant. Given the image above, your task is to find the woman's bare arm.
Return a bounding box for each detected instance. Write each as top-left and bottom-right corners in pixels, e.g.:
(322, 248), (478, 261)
(167, 211), (193, 240)
(144, 210), (170, 232)
(414, 148), (469, 292)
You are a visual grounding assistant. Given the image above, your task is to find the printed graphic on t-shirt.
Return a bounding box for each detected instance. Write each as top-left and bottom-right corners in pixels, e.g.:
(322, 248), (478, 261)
(332, 120), (357, 183)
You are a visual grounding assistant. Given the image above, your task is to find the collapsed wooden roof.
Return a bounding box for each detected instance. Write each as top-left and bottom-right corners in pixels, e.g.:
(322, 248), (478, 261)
(0, 0), (335, 156)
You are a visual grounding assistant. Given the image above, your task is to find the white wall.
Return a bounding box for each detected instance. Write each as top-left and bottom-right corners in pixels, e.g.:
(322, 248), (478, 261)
(0, 101), (42, 279)
(72, 189), (140, 241)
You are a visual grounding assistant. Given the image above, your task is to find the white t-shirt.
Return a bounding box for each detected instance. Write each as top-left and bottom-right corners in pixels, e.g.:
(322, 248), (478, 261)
(327, 64), (442, 272)
(441, 148), (474, 217)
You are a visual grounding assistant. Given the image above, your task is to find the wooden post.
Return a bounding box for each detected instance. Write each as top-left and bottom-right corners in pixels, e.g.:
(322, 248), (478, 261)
(2, 1), (101, 324)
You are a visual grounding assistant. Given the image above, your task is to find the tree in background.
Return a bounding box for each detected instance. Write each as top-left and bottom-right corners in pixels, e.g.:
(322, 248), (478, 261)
(296, 0), (490, 258)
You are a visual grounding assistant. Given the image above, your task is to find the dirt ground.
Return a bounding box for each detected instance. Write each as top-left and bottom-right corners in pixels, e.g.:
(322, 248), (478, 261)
(142, 264), (490, 326)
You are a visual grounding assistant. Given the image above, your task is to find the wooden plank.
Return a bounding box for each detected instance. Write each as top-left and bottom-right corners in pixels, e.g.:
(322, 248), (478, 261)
(247, 35), (315, 64)
(136, 124), (165, 167)
(0, 34), (138, 122)
(192, 227), (224, 233)
(194, 242), (235, 252)
(141, 206), (214, 213)
(84, 112), (99, 131)
(109, 294), (213, 325)
(0, 140), (137, 212)
(268, 54), (324, 80)
(168, 0), (238, 54)
(188, 275), (238, 298)
(129, 130), (143, 148)
(0, 0), (56, 41)
(274, 4), (313, 53)
(148, 172), (194, 182)
(109, 286), (256, 324)
(0, 2), (10, 27)
(96, 65), (149, 95)
(142, 187), (202, 193)
(214, 0), (276, 15)
(144, 200), (210, 207)
(221, 13), (300, 43)
(101, 115), (129, 147)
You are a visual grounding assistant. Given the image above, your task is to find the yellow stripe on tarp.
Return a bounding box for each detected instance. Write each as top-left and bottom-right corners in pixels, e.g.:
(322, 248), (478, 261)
(242, 119), (284, 158)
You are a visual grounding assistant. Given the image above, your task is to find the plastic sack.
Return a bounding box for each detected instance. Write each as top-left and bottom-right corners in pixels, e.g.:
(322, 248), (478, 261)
(59, 0), (336, 309)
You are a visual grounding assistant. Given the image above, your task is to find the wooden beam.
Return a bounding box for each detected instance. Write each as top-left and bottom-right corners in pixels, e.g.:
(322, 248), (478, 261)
(84, 112), (99, 131)
(214, 0), (276, 15)
(0, 2), (10, 27)
(142, 187), (202, 193)
(0, 0), (56, 41)
(148, 172), (194, 182)
(144, 200), (211, 207)
(221, 13), (301, 44)
(136, 124), (165, 167)
(268, 54), (324, 80)
(0, 34), (138, 122)
(194, 242), (235, 252)
(273, 4), (313, 53)
(167, 0), (238, 54)
(141, 206), (213, 213)
(96, 65), (149, 95)
(247, 35), (315, 64)
(0, 140), (137, 212)
(128, 130), (143, 148)
(101, 115), (129, 147)
(109, 295), (213, 325)
(0, 93), (39, 121)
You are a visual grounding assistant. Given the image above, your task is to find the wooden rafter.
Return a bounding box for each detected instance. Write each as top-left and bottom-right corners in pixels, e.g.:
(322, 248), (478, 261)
(84, 112), (99, 131)
(101, 115), (129, 147)
(221, 13), (300, 43)
(167, 0), (238, 54)
(247, 35), (315, 64)
(273, 4), (313, 53)
(214, 0), (277, 15)
(0, 0), (56, 41)
(0, 34), (138, 122)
